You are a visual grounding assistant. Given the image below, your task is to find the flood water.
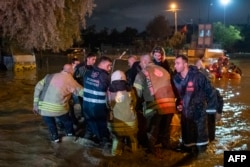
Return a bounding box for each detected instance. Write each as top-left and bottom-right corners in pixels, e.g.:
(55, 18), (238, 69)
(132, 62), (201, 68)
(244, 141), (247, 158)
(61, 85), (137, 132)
(0, 54), (249, 167)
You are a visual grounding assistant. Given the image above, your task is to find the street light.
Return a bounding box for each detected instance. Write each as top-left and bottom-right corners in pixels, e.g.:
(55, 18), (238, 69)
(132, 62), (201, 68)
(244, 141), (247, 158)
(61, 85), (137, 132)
(220, 0), (231, 25)
(167, 3), (179, 33)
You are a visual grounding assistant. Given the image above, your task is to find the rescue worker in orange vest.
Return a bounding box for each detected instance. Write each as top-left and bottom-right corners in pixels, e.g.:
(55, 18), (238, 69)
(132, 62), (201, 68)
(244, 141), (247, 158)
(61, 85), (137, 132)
(133, 54), (176, 155)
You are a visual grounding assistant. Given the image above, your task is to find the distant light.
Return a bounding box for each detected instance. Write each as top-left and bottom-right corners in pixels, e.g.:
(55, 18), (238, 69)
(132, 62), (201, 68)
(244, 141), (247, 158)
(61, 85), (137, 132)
(220, 0), (231, 6)
(170, 3), (176, 10)
(207, 48), (224, 53)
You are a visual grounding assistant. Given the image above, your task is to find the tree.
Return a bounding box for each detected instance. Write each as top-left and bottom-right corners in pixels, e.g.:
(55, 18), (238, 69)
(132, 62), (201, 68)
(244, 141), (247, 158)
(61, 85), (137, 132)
(169, 32), (186, 50)
(146, 15), (172, 42)
(120, 27), (138, 45)
(81, 25), (97, 50)
(213, 22), (243, 51)
(234, 25), (250, 52)
(98, 27), (109, 44)
(0, 0), (95, 52)
(109, 28), (120, 46)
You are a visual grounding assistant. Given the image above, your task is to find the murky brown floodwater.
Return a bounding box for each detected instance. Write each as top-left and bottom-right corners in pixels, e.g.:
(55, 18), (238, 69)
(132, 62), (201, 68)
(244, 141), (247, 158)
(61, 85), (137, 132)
(0, 55), (249, 167)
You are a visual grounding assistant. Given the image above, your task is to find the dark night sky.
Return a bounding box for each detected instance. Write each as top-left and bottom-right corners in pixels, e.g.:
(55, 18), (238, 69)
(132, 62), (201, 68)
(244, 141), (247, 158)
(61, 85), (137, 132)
(87, 0), (250, 32)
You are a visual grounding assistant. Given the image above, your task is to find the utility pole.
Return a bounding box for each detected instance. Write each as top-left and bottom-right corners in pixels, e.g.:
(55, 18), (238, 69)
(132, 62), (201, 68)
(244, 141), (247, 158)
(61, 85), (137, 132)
(166, 3), (180, 33)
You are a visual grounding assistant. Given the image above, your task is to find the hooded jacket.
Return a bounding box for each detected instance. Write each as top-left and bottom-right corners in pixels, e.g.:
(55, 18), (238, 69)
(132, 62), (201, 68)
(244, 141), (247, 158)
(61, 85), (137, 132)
(107, 80), (138, 135)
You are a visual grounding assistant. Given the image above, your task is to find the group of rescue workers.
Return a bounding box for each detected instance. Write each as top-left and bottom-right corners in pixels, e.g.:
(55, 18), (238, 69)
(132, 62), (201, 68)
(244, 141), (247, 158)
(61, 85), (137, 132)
(33, 46), (224, 157)
(196, 54), (242, 79)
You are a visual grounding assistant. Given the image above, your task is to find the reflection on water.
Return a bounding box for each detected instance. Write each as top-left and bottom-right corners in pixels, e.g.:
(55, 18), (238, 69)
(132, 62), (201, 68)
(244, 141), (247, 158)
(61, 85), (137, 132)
(12, 70), (37, 81)
(0, 56), (250, 166)
(210, 57), (250, 157)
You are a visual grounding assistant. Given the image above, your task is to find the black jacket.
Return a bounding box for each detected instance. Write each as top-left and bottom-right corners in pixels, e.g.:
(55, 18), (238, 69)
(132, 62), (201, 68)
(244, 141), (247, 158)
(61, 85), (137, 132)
(125, 61), (141, 86)
(173, 65), (217, 146)
(73, 62), (93, 85)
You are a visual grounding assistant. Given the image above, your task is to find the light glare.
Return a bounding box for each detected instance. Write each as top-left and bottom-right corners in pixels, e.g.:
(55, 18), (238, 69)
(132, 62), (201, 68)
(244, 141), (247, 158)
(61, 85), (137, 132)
(170, 3), (176, 9)
(220, 0), (231, 6)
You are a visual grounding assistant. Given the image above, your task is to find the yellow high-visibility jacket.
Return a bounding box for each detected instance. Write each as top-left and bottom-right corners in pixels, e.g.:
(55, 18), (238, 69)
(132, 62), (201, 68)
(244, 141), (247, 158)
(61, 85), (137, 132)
(33, 71), (83, 117)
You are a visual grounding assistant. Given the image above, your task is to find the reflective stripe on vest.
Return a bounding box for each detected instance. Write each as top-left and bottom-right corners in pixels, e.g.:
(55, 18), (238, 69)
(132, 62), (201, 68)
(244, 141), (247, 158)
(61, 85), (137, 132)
(146, 98), (176, 109)
(84, 97), (106, 104)
(83, 87), (106, 104)
(133, 83), (142, 90)
(38, 101), (68, 112)
(84, 88), (106, 96)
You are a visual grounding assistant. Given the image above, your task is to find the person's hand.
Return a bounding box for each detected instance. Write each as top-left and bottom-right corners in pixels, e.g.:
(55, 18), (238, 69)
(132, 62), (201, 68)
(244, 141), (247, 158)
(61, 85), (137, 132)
(109, 111), (113, 121)
(216, 113), (222, 121)
(33, 106), (39, 115)
(177, 105), (183, 112)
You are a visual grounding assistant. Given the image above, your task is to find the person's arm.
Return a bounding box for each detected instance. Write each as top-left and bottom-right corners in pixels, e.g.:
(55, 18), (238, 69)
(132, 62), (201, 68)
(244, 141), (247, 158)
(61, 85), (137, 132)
(106, 90), (114, 121)
(72, 81), (84, 97)
(202, 74), (218, 114)
(215, 89), (224, 121)
(130, 88), (137, 109)
(133, 72), (144, 98)
(33, 78), (46, 114)
(68, 75), (84, 97)
(173, 74), (182, 112)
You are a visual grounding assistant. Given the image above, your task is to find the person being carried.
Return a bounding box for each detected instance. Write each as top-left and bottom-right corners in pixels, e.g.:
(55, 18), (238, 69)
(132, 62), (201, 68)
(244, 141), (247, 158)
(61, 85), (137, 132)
(125, 55), (146, 147)
(107, 70), (138, 156)
(33, 64), (83, 143)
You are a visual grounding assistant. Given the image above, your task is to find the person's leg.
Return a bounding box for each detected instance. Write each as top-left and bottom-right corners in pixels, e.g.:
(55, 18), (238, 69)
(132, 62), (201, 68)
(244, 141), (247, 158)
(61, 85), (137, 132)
(129, 134), (138, 152)
(98, 118), (110, 145)
(42, 116), (59, 142)
(111, 135), (123, 156)
(55, 117), (64, 131)
(175, 115), (194, 152)
(78, 96), (84, 119)
(83, 105), (97, 141)
(160, 113), (174, 149)
(207, 114), (216, 142)
(69, 96), (79, 125)
(146, 112), (161, 154)
(95, 106), (110, 145)
(196, 144), (207, 153)
(136, 111), (148, 148)
(195, 113), (209, 153)
(57, 113), (74, 136)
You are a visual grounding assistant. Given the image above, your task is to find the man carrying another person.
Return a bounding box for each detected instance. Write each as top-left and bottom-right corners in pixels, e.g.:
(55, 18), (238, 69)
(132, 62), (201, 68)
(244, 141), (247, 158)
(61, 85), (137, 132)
(133, 54), (176, 156)
(33, 64), (83, 143)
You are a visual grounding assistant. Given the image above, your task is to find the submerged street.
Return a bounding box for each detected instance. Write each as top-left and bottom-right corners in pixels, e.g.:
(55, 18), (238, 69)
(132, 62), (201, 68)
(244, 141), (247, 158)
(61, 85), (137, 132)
(0, 55), (249, 167)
